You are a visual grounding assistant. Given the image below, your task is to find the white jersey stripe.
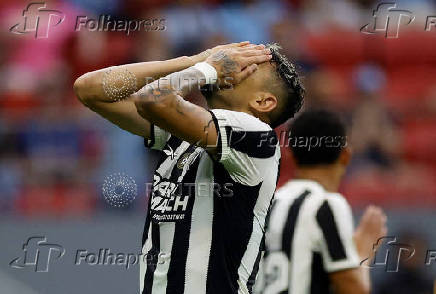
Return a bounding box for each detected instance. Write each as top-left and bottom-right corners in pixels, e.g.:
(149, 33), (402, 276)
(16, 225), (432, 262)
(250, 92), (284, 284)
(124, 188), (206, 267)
(140, 225), (153, 293)
(237, 161), (279, 292)
(143, 109), (280, 294)
(151, 223), (175, 294)
(184, 155), (214, 294)
(255, 180), (360, 294)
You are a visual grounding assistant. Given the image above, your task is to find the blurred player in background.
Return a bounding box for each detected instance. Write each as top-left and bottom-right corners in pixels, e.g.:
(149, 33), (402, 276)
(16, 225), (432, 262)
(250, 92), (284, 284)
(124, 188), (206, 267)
(73, 42), (304, 294)
(255, 110), (387, 294)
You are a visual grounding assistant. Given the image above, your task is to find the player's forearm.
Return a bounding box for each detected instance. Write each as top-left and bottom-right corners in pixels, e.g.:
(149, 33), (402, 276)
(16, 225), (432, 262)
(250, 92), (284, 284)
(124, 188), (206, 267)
(133, 65), (216, 147)
(134, 66), (207, 120)
(73, 56), (201, 105)
(353, 235), (372, 292)
(358, 267), (371, 293)
(330, 266), (371, 294)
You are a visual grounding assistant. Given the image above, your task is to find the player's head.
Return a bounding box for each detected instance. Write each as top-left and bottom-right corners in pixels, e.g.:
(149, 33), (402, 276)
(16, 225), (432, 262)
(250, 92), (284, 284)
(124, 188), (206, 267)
(202, 43), (305, 128)
(289, 109), (351, 169)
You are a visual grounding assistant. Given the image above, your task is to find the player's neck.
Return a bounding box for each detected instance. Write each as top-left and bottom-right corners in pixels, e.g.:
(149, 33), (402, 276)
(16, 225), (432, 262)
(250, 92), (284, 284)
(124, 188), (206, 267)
(208, 97), (269, 124)
(294, 165), (343, 193)
(207, 94), (248, 113)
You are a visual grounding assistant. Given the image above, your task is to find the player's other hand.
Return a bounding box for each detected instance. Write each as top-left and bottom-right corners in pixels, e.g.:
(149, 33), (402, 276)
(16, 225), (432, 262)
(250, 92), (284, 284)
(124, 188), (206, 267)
(205, 44), (272, 88)
(191, 41), (251, 63)
(354, 206), (388, 260)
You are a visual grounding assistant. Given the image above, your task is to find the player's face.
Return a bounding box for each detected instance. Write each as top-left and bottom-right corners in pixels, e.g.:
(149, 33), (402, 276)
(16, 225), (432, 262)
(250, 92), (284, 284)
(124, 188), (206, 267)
(203, 62), (274, 109)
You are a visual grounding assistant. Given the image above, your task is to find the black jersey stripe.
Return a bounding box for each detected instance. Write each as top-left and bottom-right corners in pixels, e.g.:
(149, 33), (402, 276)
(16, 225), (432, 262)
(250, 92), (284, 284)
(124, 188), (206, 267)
(281, 190), (311, 258)
(310, 252), (331, 294)
(165, 221), (192, 294)
(165, 158), (199, 294)
(208, 110), (223, 161)
(142, 195), (152, 246)
(316, 201), (347, 261)
(144, 124), (156, 149)
(247, 240), (263, 293)
(142, 223), (160, 294)
(206, 162), (262, 294)
(224, 126), (277, 159)
(142, 109), (280, 294)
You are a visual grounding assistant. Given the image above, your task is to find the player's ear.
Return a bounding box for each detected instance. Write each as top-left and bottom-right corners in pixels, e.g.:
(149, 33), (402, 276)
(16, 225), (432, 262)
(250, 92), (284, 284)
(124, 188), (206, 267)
(248, 92), (277, 114)
(338, 146), (352, 167)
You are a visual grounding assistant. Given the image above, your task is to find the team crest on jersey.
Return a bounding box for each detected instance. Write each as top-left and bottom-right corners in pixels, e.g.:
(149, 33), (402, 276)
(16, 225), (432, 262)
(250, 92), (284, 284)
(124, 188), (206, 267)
(177, 152), (192, 169)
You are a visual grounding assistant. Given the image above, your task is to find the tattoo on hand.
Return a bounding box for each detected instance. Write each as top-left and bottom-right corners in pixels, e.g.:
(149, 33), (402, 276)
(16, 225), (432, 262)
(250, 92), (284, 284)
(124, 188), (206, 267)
(210, 50), (238, 75)
(102, 67), (137, 101)
(199, 49), (212, 60)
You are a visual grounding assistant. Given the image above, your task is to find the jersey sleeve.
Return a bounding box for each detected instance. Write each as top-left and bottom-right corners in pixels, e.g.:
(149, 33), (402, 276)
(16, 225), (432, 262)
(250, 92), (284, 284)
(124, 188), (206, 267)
(144, 123), (171, 151)
(209, 109), (280, 186)
(315, 196), (360, 273)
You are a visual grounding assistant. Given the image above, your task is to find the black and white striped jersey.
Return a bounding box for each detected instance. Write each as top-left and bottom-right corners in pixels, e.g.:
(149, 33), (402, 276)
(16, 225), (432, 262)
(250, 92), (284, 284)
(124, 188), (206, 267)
(140, 109), (281, 294)
(254, 180), (360, 294)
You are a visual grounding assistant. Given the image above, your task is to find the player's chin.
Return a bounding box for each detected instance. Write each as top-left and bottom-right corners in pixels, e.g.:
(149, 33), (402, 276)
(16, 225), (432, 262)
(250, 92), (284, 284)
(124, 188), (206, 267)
(200, 84), (218, 100)
(200, 84), (233, 101)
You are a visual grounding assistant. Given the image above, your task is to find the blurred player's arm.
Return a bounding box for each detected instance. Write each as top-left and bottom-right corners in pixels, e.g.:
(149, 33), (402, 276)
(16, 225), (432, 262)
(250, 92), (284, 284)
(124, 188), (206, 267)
(330, 206), (387, 294)
(73, 42), (250, 138)
(133, 44), (271, 153)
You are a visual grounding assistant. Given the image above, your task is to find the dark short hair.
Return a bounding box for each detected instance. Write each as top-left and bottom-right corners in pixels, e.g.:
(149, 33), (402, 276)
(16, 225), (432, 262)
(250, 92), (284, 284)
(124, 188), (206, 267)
(267, 43), (305, 128)
(289, 110), (347, 166)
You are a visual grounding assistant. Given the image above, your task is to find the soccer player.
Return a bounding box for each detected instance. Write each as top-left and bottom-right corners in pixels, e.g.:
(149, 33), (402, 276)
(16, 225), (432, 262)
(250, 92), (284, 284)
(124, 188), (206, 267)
(73, 42), (304, 294)
(255, 110), (387, 294)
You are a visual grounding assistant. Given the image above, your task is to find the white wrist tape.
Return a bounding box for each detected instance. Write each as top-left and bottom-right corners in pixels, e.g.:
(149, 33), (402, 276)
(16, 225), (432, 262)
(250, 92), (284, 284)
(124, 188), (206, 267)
(193, 62), (218, 85)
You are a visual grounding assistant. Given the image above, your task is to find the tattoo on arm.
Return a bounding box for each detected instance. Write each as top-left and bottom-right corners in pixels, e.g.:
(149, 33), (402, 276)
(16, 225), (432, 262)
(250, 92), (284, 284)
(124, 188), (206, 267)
(136, 67), (207, 103)
(137, 83), (174, 103)
(174, 96), (197, 116)
(102, 67), (138, 101)
(170, 68), (207, 96)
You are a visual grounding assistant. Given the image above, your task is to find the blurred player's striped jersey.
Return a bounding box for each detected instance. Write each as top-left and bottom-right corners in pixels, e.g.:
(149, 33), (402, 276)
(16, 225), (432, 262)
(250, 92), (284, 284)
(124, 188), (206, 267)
(140, 109), (280, 294)
(255, 180), (360, 294)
